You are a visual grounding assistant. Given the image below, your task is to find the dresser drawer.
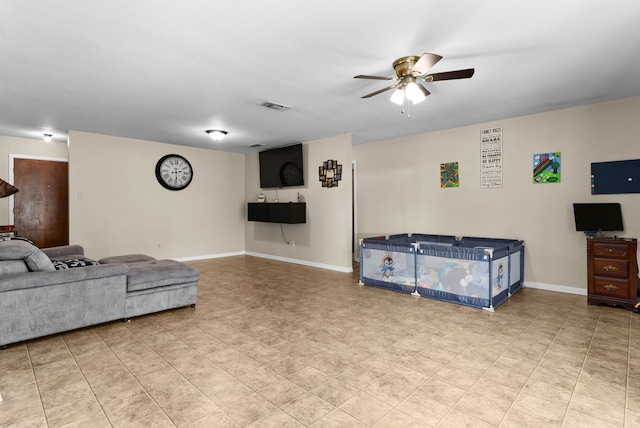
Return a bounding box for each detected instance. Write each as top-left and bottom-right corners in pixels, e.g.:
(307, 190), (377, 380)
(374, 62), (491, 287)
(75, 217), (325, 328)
(593, 242), (630, 259)
(593, 276), (630, 298)
(593, 259), (629, 278)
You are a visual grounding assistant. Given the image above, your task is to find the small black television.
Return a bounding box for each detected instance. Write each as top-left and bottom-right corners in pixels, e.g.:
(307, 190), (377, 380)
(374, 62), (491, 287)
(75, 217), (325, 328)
(572, 203), (624, 233)
(259, 144), (304, 188)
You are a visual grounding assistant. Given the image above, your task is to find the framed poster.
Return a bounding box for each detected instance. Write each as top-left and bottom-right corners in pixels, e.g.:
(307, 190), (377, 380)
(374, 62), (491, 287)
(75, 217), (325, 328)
(481, 127), (503, 188)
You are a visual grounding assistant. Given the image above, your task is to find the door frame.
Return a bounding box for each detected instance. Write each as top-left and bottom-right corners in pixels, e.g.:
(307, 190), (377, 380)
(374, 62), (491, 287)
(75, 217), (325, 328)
(352, 159), (358, 262)
(8, 154), (68, 225)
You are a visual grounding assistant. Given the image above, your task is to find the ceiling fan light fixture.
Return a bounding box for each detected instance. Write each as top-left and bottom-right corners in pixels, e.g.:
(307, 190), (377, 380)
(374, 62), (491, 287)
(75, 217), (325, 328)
(405, 82), (426, 104)
(206, 130), (228, 141)
(43, 133), (52, 142)
(355, 52), (473, 106)
(390, 88), (405, 105)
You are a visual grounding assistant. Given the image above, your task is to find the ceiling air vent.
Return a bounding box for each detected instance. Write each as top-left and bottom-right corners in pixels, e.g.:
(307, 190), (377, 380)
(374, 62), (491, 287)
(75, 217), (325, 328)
(260, 101), (291, 111)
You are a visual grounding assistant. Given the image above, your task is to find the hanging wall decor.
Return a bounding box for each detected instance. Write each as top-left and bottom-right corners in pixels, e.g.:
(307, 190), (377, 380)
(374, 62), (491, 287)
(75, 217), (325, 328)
(480, 126), (503, 188)
(319, 160), (342, 188)
(591, 159), (640, 194)
(440, 162), (459, 188)
(533, 152), (561, 183)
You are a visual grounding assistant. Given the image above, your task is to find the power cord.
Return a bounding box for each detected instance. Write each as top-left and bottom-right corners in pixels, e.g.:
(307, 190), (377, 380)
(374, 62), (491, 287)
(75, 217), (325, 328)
(280, 223), (290, 245)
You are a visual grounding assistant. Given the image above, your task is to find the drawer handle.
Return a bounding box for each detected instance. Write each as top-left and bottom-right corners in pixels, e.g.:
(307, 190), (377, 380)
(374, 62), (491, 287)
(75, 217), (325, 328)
(601, 248), (626, 256)
(602, 265), (619, 272)
(603, 284), (619, 291)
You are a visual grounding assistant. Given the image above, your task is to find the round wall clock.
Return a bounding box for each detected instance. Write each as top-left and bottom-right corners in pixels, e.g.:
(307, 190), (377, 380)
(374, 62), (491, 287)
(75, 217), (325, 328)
(280, 162), (303, 186)
(155, 154), (193, 191)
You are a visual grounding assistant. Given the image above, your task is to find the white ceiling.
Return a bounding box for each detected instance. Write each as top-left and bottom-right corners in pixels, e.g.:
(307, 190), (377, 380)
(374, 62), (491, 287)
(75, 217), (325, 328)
(1, 1), (639, 153)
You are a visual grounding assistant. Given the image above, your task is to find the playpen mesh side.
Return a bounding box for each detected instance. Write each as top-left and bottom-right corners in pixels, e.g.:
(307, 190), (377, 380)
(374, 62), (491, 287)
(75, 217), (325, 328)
(416, 245), (492, 308)
(360, 241), (416, 294)
(507, 244), (525, 294)
(456, 237), (525, 298)
(415, 239), (523, 309)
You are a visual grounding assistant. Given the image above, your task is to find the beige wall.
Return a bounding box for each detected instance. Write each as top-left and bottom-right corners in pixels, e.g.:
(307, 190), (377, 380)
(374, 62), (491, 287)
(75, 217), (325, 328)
(0, 135), (69, 225)
(353, 96), (640, 292)
(4, 96), (639, 290)
(244, 134), (353, 271)
(68, 131), (245, 260)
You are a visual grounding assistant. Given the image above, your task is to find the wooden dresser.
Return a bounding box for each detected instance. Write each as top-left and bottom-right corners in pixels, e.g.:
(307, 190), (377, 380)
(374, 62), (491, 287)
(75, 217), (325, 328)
(587, 238), (638, 310)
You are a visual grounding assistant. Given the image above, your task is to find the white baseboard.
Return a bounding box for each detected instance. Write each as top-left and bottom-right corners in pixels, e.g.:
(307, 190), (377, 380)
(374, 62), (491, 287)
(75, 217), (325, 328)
(175, 251), (244, 262)
(175, 251), (353, 273)
(524, 281), (587, 296)
(245, 252), (353, 273)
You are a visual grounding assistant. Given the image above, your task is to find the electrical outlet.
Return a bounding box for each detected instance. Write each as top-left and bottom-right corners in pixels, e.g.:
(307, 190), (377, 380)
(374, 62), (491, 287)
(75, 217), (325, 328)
(291, 241), (295, 247)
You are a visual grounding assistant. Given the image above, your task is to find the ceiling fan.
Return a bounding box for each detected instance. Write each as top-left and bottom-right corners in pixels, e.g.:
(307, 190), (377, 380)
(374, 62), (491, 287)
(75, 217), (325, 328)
(354, 53), (474, 105)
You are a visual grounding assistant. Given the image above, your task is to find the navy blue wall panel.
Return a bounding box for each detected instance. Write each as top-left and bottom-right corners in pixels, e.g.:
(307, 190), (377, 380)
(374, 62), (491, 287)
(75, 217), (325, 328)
(591, 159), (640, 194)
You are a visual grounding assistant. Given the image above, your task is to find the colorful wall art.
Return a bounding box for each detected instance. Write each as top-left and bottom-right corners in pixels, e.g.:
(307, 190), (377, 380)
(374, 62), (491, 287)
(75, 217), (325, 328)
(533, 152), (561, 183)
(440, 162), (459, 188)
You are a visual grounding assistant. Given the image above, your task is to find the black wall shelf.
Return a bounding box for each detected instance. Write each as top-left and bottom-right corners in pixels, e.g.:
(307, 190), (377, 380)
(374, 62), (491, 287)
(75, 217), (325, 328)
(248, 202), (306, 224)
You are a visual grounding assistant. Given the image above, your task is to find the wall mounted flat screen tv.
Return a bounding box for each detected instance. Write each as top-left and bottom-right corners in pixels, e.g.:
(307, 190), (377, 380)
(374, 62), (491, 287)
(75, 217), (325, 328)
(259, 144), (304, 188)
(573, 203), (624, 233)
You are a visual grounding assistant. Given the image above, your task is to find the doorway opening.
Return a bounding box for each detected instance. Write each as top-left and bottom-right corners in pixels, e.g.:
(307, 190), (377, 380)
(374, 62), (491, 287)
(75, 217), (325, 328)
(352, 160), (358, 263)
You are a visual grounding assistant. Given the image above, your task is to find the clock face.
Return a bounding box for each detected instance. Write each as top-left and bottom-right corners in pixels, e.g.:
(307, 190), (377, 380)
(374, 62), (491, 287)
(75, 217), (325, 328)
(155, 154), (193, 190)
(280, 162), (303, 186)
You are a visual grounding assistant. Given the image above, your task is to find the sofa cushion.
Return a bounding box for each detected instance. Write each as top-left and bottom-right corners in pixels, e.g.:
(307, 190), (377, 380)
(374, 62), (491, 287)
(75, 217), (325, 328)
(52, 258), (101, 270)
(99, 254), (157, 264)
(0, 240), (55, 272)
(0, 260), (29, 275)
(42, 244), (85, 260)
(48, 254), (86, 262)
(126, 260), (199, 292)
(0, 263), (128, 293)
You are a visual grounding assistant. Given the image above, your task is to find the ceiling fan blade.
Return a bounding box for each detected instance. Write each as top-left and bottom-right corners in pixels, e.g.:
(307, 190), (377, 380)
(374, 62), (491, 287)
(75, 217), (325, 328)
(417, 82), (430, 97)
(423, 68), (475, 82)
(361, 84), (399, 98)
(354, 74), (395, 80)
(411, 53), (443, 76)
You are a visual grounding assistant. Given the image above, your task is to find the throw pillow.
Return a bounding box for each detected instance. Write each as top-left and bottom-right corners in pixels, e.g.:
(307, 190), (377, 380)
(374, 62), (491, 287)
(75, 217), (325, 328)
(52, 258), (100, 270)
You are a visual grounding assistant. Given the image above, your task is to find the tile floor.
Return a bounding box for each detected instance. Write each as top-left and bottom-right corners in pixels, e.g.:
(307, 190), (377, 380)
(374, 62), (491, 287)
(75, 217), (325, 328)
(1, 255), (639, 427)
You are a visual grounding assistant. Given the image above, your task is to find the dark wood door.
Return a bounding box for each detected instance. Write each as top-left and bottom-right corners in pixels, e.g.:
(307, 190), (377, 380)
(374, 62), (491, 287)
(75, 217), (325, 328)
(14, 158), (69, 248)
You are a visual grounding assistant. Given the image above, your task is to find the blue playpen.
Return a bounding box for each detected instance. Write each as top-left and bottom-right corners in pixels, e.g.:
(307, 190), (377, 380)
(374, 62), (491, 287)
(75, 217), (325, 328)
(359, 234), (525, 311)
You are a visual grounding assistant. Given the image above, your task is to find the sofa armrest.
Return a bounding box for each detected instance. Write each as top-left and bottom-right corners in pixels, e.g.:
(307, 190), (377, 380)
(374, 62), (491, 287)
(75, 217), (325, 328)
(41, 244), (85, 259)
(0, 263), (128, 293)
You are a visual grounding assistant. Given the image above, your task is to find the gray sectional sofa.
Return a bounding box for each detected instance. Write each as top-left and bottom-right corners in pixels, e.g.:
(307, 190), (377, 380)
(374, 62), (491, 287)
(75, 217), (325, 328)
(0, 240), (199, 347)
